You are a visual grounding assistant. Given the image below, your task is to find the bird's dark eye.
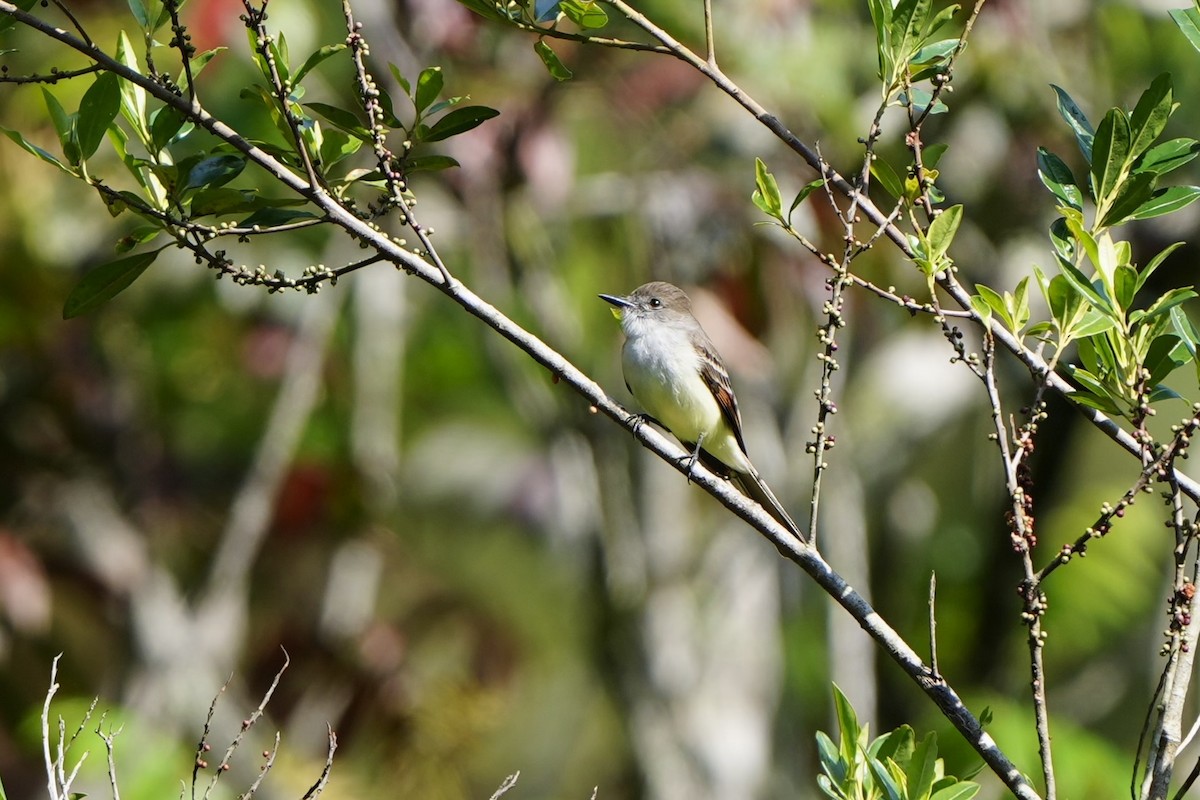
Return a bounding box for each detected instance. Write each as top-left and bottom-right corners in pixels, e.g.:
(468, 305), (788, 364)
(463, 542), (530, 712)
(649, 298), (662, 308)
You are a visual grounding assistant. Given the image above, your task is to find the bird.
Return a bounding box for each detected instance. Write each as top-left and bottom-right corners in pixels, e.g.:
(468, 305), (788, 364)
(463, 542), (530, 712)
(599, 281), (803, 540)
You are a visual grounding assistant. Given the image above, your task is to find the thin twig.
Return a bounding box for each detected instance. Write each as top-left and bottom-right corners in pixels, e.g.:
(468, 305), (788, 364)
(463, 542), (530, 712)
(299, 725), (338, 800)
(96, 716), (125, 800)
(489, 772), (520, 800)
(928, 572), (940, 681)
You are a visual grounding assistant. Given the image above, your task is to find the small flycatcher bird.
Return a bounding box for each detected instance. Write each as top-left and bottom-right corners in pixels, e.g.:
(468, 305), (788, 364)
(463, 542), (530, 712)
(600, 281), (802, 540)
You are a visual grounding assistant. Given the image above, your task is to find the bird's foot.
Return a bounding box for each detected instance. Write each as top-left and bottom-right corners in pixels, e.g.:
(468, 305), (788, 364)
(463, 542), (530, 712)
(679, 435), (705, 485)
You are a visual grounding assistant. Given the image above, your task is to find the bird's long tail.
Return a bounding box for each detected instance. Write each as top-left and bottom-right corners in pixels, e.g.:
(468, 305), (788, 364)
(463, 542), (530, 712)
(733, 469), (805, 542)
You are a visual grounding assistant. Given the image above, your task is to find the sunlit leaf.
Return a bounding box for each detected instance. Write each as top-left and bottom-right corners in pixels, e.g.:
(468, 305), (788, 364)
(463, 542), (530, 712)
(1129, 185), (1200, 221)
(415, 66), (444, 114)
(77, 72), (122, 159)
(534, 40), (573, 81)
(1051, 84), (1094, 161)
(293, 43), (347, 86)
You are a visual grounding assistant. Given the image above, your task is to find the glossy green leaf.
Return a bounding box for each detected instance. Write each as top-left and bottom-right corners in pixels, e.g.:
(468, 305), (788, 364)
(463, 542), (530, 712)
(871, 157), (905, 200)
(1036, 147), (1082, 210)
(292, 43), (346, 86)
(905, 732), (938, 800)
(890, 0), (931, 66)
(1051, 84), (1094, 161)
(534, 40), (573, 81)
(1099, 170), (1156, 228)
(422, 105), (499, 142)
(1056, 254), (1113, 318)
(302, 102), (371, 140)
(1170, 6), (1200, 56)
(115, 31), (149, 142)
(179, 47), (224, 93)
(415, 66), (444, 114)
(183, 154), (245, 190)
(752, 157), (783, 220)
(1136, 138), (1200, 176)
(929, 783), (980, 800)
(560, 0), (608, 28)
(1091, 107), (1131, 205)
(1048, 216), (1075, 261)
(150, 105), (189, 152)
(815, 731), (847, 785)
(1129, 185), (1200, 221)
(318, 127), (363, 169)
(868, 757), (904, 800)
(1144, 334), (1190, 388)
(1113, 264), (1137, 311)
(62, 249), (161, 318)
(1128, 73), (1174, 160)
(77, 72), (122, 159)
(925, 203), (962, 260)
(789, 179), (825, 219)
(911, 37), (957, 66)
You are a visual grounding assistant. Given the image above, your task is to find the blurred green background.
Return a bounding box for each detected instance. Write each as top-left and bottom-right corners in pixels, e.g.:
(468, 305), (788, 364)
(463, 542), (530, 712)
(1, 0), (1199, 797)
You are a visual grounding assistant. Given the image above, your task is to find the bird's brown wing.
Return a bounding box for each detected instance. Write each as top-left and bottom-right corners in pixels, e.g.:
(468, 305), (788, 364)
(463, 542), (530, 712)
(696, 337), (749, 456)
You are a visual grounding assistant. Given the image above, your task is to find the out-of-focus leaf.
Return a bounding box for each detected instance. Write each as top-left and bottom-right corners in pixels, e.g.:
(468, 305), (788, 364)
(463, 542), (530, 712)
(115, 225), (162, 253)
(0, 0), (39, 35)
(535, 0), (561, 20)
(422, 105), (500, 142)
(62, 249), (161, 318)
(1170, 6), (1200, 56)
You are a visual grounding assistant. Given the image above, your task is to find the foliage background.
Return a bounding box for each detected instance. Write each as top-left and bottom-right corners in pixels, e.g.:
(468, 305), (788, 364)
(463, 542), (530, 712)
(1, 0), (1199, 797)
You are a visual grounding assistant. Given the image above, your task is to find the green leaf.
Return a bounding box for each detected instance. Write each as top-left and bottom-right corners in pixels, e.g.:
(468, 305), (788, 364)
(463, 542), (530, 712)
(871, 157), (905, 200)
(1047, 274), (1084, 339)
(403, 154), (461, 173)
(0, 126), (77, 174)
(63, 249), (161, 318)
(559, 0), (608, 28)
(925, 204), (963, 261)
(1136, 138), (1200, 176)
(923, 142), (949, 169)
(1113, 264), (1137, 311)
(831, 684), (860, 766)
(116, 31), (149, 143)
(1056, 254), (1113, 318)
(42, 87), (77, 162)
(789, 179), (825, 219)
(115, 225), (162, 253)
(389, 62), (412, 96)
(317, 127), (363, 169)
(1051, 84), (1094, 161)
(1128, 73), (1174, 160)
(815, 731), (848, 786)
(890, 0), (932, 66)
(1170, 6), (1200, 56)
(1036, 147), (1082, 210)
(1140, 287), (1197, 325)
(150, 105), (189, 152)
(752, 157), (783, 220)
(868, 756), (905, 800)
(0, 0), (39, 35)
(77, 72), (122, 159)
(302, 102), (372, 140)
(929, 783), (980, 800)
(1129, 186), (1200, 221)
(415, 66), (444, 114)
(534, 40), (573, 81)
(1134, 241), (1184, 296)
(183, 154), (245, 190)
(974, 283), (1011, 330)
(1091, 107), (1132, 206)
(1099, 170), (1156, 228)
(293, 43), (346, 86)
(905, 732), (938, 800)
(422, 105), (499, 142)
(1144, 334), (1190, 388)
(237, 207), (317, 228)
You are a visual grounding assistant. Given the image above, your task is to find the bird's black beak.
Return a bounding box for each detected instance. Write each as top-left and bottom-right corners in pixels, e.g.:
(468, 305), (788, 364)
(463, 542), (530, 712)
(599, 293), (633, 309)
